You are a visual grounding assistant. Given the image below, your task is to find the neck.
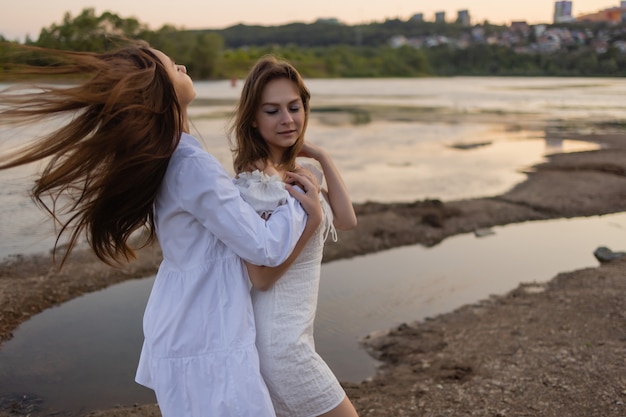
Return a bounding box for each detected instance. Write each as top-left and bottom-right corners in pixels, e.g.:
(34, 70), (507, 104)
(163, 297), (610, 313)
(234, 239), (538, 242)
(181, 113), (190, 133)
(268, 149), (285, 167)
(180, 105), (190, 133)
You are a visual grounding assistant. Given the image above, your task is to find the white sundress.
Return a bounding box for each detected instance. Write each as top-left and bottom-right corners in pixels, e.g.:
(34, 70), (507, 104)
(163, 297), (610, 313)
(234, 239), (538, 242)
(234, 167), (345, 417)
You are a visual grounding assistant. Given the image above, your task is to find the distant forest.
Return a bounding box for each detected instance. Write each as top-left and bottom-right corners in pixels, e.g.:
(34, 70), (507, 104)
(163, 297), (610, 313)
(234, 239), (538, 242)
(1, 8), (624, 79)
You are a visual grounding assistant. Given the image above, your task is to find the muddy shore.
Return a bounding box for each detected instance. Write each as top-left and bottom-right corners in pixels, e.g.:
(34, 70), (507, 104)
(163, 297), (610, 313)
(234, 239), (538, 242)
(2, 131), (626, 416)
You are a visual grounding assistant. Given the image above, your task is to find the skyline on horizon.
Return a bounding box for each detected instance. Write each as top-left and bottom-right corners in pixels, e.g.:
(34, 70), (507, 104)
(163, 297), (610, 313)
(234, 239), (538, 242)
(0, 0), (617, 42)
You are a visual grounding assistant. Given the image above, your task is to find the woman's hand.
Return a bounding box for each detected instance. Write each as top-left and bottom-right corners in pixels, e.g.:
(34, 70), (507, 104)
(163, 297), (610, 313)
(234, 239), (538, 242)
(289, 165), (319, 191)
(284, 171), (322, 226)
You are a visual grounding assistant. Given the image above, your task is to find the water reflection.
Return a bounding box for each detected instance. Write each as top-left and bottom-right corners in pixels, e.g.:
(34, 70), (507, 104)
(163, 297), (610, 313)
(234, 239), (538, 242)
(0, 279), (156, 414)
(1, 212), (626, 416)
(0, 123), (600, 261)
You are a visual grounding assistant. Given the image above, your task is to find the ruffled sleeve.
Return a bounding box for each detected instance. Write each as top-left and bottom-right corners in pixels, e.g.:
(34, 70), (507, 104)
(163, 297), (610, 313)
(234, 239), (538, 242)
(234, 170), (290, 219)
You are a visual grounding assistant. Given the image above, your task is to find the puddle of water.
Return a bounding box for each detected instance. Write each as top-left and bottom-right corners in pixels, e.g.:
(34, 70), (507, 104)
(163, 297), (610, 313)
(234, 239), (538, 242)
(0, 278), (157, 414)
(2, 212), (626, 415)
(315, 212), (626, 379)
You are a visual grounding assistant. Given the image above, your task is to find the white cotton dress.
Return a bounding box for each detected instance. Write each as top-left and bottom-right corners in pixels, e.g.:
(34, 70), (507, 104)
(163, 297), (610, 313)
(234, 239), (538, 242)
(235, 167), (346, 417)
(135, 133), (307, 417)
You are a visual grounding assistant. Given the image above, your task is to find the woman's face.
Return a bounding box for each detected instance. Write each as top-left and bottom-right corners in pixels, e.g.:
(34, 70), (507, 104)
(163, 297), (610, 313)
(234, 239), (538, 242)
(152, 49), (196, 106)
(253, 78), (305, 162)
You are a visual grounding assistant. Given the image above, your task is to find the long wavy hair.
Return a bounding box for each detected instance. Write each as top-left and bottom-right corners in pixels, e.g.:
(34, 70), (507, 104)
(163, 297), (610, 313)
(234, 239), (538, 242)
(228, 55), (311, 174)
(0, 41), (184, 266)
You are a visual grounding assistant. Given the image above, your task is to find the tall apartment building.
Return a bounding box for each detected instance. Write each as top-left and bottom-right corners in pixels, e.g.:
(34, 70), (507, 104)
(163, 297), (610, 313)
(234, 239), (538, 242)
(435, 11), (446, 23)
(457, 9), (471, 26)
(554, 1), (574, 23)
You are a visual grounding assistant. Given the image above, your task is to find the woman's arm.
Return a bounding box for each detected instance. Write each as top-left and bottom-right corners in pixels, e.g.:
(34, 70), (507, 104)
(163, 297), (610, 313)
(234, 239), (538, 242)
(246, 211), (318, 290)
(299, 142), (357, 231)
(177, 152), (321, 267)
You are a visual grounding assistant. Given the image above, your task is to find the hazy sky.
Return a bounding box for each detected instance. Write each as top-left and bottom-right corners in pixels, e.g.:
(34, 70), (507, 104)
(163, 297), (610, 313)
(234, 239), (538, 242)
(0, 0), (616, 41)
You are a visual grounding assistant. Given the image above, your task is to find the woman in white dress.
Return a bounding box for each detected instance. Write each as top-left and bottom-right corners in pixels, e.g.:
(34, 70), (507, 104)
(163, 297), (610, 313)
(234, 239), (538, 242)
(229, 55), (359, 417)
(0, 42), (323, 417)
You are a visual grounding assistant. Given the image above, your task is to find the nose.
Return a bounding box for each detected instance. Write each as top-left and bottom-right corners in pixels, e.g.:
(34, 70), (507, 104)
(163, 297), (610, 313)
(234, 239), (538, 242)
(177, 64), (187, 74)
(280, 110), (294, 124)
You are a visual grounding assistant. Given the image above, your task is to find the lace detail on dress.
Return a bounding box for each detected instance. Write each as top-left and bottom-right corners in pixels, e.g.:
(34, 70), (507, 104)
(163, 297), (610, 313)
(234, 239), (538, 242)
(234, 170), (289, 219)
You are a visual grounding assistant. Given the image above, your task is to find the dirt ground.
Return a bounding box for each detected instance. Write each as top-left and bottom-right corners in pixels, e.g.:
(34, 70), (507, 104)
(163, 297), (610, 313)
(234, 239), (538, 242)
(2, 131), (626, 416)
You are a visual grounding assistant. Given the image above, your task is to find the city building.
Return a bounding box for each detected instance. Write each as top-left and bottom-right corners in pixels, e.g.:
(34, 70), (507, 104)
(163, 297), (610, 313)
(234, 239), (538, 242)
(435, 11), (446, 23)
(410, 13), (424, 22)
(554, 1), (574, 23)
(457, 9), (471, 26)
(511, 21), (531, 36)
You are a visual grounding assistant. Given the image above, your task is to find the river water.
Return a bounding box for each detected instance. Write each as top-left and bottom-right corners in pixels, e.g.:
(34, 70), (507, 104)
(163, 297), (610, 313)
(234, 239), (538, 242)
(1, 76), (622, 260)
(1, 77), (625, 415)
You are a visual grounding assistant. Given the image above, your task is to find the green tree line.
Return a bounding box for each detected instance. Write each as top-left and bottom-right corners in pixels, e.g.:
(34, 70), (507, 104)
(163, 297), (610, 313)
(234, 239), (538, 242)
(1, 8), (624, 79)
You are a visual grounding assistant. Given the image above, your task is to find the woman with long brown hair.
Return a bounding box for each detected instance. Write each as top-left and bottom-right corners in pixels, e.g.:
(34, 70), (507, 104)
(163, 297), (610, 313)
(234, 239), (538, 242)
(0, 41), (322, 417)
(229, 55), (359, 417)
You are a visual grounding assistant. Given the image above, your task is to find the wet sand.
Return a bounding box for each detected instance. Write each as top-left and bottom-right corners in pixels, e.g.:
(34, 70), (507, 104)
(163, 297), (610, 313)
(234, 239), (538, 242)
(2, 130), (626, 416)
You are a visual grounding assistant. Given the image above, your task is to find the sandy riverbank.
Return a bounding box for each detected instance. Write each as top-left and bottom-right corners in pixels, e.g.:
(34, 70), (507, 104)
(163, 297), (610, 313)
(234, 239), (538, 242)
(2, 130), (626, 416)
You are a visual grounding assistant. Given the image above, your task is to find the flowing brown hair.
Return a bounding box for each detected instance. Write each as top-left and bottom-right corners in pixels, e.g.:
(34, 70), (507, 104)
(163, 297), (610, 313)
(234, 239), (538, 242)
(0, 41), (184, 267)
(228, 54), (311, 174)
